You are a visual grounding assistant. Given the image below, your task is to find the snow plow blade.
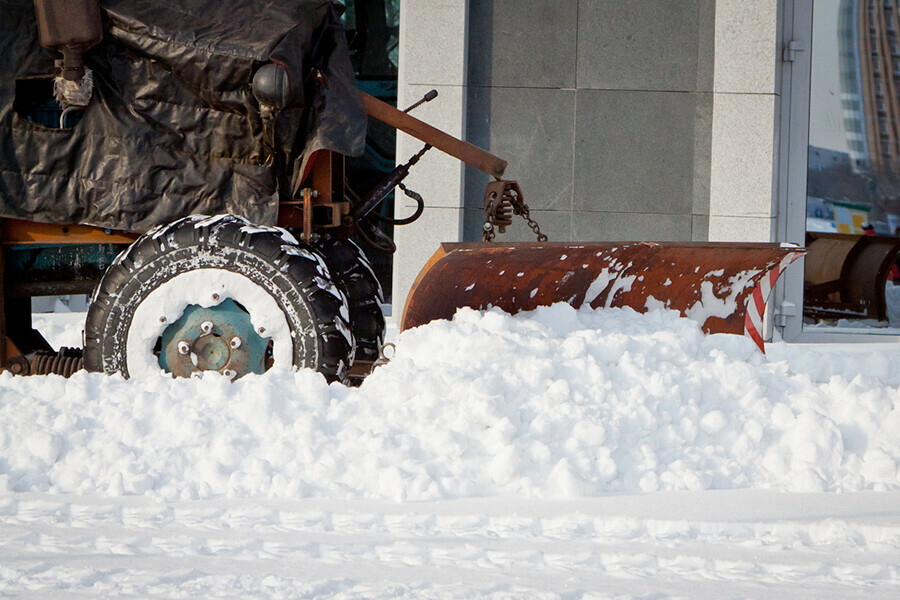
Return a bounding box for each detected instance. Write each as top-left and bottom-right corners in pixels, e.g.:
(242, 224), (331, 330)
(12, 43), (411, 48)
(402, 242), (805, 352)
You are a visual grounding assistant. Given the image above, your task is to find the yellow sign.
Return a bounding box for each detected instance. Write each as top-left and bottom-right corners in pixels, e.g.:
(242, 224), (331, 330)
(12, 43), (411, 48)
(832, 202), (870, 234)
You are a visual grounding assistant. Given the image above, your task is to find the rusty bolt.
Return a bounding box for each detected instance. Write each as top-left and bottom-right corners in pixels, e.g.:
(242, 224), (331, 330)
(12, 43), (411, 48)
(178, 341), (191, 355)
(200, 321), (214, 335)
(230, 337), (242, 349)
(212, 293), (220, 301)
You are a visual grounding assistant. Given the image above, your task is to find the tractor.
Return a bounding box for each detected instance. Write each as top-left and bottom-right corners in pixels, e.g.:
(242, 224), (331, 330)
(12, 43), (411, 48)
(0, 0), (803, 382)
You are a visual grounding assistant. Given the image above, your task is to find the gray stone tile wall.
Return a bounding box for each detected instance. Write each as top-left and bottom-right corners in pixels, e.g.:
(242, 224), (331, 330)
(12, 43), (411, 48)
(468, 0), (578, 89)
(463, 208), (694, 244)
(464, 86), (575, 213)
(573, 90), (712, 216)
(576, 0), (716, 92)
(463, 0), (717, 244)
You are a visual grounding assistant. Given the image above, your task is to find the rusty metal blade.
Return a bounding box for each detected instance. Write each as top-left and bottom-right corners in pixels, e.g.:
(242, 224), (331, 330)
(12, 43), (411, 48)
(401, 242), (805, 352)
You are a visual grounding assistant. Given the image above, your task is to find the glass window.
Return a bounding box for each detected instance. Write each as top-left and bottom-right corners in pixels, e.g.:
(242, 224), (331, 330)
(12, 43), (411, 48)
(340, 0), (400, 78)
(804, 0), (900, 332)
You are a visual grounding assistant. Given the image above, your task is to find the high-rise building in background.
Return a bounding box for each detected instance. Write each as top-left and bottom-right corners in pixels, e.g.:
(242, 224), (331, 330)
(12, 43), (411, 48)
(842, 0), (900, 175)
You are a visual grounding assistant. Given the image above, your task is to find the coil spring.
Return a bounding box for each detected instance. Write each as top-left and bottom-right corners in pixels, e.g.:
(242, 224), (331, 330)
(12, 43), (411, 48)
(29, 347), (84, 377)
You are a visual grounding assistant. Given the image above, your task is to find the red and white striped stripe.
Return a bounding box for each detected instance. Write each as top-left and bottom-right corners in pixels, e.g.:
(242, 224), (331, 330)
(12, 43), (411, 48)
(744, 251), (804, 353)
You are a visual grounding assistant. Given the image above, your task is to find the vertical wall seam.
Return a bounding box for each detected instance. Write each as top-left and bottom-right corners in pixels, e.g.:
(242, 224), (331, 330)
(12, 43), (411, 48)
(459, 0), (471, 240)
(573, 0), (580, 221)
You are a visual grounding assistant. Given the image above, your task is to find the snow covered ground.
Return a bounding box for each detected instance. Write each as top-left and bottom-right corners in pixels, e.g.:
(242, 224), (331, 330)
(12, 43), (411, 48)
(3, 305), (900, 598)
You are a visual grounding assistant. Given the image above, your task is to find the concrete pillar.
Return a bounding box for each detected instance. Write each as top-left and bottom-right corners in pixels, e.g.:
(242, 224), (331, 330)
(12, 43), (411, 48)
(708, 0), (782, 241)
(390, 0), (469, 322)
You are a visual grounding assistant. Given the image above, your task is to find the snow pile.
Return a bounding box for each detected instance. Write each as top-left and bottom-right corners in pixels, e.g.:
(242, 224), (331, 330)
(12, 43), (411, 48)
(31, 312), (86, 349)
(1, 304), (899, 501)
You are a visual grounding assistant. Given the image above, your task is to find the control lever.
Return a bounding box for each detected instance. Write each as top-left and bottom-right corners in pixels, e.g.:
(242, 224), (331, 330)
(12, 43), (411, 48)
(403, 89), (438, 113)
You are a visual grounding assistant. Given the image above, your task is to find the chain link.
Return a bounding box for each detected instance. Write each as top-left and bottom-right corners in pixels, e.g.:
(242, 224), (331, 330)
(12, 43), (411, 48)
(516, 203), (548, 242)
(482, 205), (546, 242)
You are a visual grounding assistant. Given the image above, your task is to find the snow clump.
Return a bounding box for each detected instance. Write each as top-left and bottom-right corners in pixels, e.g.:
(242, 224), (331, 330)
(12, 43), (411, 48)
(1, 304), (899, 501)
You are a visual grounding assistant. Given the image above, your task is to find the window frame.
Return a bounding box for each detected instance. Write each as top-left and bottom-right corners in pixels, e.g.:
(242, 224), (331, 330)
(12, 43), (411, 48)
(776, 0), (900, 344)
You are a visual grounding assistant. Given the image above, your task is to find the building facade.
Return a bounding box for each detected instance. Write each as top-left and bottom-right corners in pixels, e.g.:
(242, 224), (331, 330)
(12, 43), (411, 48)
(390, 0), (900, 343)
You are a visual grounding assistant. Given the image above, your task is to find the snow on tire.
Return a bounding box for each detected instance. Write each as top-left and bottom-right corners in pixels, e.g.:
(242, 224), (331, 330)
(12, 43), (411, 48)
(83, 214), (354, 381)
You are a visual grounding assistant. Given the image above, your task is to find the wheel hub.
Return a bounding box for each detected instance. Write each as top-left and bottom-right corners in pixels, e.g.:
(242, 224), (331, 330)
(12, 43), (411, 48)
(159, 298), (271, 379)
(193, 334), (230, 371)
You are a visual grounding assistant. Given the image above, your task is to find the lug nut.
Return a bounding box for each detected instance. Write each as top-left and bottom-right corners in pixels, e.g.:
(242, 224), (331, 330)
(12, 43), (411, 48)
(159, 316), (167, 323)
(212, 293), (219, 301)
(200, 321), (214, 335)
(230, 337), (242, 349)
(178, 341), (190, 355)
(257, 327), (265, 334)
(223, 369), (236, 379)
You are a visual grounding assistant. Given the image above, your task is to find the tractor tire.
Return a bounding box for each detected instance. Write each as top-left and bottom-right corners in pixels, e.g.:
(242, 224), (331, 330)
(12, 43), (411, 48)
(84, 214), (354, 381)
(317, 238), (386, 363)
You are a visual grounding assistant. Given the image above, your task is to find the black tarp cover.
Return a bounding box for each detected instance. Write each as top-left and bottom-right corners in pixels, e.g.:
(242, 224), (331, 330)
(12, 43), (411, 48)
(0, 0), (366, 231)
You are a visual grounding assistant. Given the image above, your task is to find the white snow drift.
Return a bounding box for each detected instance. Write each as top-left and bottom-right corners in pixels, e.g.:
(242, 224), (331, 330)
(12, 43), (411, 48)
(4, 304), (899, 501)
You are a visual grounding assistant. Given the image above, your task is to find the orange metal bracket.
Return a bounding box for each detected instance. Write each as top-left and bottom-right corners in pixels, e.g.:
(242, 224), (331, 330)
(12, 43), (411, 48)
(0, 219), (138, 245)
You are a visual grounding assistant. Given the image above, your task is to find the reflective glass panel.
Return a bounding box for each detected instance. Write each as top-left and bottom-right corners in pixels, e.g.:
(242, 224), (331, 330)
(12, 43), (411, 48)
(805, 0), (900, 331)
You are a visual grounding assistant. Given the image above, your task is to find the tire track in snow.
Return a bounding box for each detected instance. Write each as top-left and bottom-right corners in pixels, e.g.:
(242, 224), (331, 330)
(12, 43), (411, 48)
(0, 493), (899, 599)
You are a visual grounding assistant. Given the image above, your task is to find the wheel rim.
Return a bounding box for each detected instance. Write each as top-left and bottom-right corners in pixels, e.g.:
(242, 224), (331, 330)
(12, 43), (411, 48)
(158, 298), (271, 379)
(125, 269), (298, 380)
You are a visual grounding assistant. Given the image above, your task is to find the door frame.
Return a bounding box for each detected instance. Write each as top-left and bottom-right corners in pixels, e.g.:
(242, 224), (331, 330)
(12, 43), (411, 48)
(775, 0), (900, 343)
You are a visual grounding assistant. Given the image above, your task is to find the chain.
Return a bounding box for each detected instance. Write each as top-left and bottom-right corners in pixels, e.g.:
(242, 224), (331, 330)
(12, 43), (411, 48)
(482, 205), (546, 242)
(516, 203), (548, 242)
